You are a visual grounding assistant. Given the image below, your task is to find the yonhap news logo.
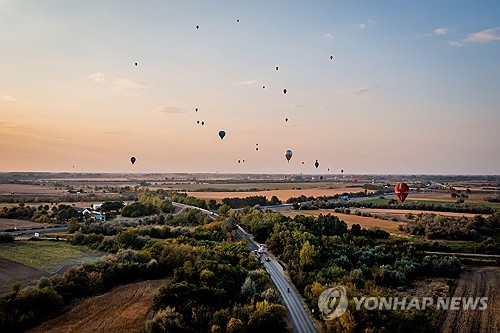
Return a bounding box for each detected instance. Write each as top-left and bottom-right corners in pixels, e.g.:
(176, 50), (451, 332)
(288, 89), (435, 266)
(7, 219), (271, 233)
(318, 285), (488, 321)
(317, 286), (348, 320)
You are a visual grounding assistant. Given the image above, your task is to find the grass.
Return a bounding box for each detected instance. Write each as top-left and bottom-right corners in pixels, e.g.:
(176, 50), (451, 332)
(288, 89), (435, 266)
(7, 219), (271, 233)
(0, 240), (103, 273)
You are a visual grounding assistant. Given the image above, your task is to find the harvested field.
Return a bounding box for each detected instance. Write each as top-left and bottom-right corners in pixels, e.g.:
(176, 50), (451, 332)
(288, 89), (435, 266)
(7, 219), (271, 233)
(356, 208), (489, 218)
(189, 187), (370, 202)
(0, 218), (43, 231)
(28, 279), (165, 333)
(282, 209), (405, 234)
(0, 257), (45, 294)
(438, 266), (500, 333)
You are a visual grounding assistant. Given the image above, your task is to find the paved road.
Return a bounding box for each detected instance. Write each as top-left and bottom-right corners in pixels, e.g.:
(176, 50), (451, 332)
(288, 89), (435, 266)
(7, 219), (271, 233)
(174, 202), (317, 333)
(236, 227), (317, 333)
(4, 225), (67, 236)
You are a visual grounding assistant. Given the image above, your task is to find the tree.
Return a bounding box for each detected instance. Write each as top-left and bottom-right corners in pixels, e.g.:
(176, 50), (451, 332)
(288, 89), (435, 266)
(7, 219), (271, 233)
(299, 240), (318, 269)
(218, 204), (231, 217)
(247, 301), (287, 333)
(227, 317), (245, 333)
(67, 218), (80, 234)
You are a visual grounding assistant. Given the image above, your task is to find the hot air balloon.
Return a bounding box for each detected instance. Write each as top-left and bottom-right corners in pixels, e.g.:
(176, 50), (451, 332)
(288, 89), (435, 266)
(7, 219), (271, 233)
(283, 88), (287, 94)
(315, 160), (319, 168)
(302, 161), (304, 165)
(242, 160), (245, 163)
(353, 178), (358, 183)
(341, 169), (344, 174)
(135, 62), (138, 66)
(197, 120), (200, 124)
(218, 130), (226, 139)
(394, 182), (410, 203)
(320, 175), (324, 180)
(130, 156), (136, 165)
(285, 118), (288, 122)
(275, 66), (279, 71)
(236, 19), (239, 22)
(330, 55), (334, 60)
(201, 121), (204, 125)
(262, 85), (265, 89)
(196, 25), (199, 29)
(195, 108), (198, 112)
(328, 168), (330, 171)
(256, 147), (259, 151)
(285, 149), (293, 162)
(238, 160), (241, 163)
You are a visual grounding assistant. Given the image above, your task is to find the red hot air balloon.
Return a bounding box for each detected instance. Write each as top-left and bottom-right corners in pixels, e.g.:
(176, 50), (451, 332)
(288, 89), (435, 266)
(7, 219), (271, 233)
(330, 55), (334, 60)
(394, 182), (410, 203)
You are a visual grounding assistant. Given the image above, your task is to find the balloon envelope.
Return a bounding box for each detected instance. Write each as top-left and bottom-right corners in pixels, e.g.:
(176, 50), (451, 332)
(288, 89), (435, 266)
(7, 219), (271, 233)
(394, 182), (410, 203)
(315, 160), (319, 168)
(218, 130), (226, 139)
(130, 157), (136, 165)
(285, 149), (293, 162)
(283, 88), (287, 94)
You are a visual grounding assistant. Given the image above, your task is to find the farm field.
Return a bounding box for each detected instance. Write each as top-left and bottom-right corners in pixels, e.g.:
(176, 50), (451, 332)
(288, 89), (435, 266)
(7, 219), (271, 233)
(0, 241), (103, 274)
(282, 209), (405, 234)
(28, 279), (165, 333)
(188, 187), (369, 203)
(0, 257), (45, 294)
(438, 266), (500, 333)
(0, 218), (44, 231)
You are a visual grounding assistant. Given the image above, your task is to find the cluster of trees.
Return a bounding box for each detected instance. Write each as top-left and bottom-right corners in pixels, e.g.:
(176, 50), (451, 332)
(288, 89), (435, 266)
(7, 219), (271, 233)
(0, 203), (82, 223)
(1, 203), (283, 332)
(0, 204), (36, 220)
(171, 192), (208, 209)
(121, 191), (174, 218)
(149, 261), (287, 333)
(221, 195), (282, 209)
(404, 212), (499, 244)
(231, 209), (462, 332)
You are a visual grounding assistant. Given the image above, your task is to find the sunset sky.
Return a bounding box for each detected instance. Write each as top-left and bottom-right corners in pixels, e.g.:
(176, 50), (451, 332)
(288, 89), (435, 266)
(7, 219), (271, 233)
(1, 1), (499, 174)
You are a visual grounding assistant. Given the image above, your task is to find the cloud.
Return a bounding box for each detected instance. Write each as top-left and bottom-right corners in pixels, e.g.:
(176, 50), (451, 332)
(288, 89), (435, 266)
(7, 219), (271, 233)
(156, 106), (184, 114)
(463, 27), (500, 43)
(323, 33), (334, 39)
(113, 79), (148, 95)
(433, 28), (449, 36)
(450, 27), (500, 46)
(0, 95), (17, 101)
(339, 85), (380, 98)
(89, 72), (106, 84)
(234, 80), (258, 85)
(355, 20), (374, 30)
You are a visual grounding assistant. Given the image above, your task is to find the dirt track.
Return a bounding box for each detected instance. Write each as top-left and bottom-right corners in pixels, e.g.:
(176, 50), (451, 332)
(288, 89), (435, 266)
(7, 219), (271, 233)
(439, 266), (500, 333)
(28, 279), (165, 333)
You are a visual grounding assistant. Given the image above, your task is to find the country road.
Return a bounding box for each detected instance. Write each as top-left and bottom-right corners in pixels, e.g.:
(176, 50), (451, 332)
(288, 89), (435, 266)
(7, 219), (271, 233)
(172, 201), (317, 333)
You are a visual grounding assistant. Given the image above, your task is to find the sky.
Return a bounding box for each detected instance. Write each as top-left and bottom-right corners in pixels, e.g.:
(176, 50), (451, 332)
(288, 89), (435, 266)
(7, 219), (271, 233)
(1, 0), (499, 174)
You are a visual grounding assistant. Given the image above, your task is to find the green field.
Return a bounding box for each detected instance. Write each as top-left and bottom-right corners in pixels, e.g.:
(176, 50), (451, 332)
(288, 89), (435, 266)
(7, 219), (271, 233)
(0, 240), (103, 273)
(359, 197), (499, 211)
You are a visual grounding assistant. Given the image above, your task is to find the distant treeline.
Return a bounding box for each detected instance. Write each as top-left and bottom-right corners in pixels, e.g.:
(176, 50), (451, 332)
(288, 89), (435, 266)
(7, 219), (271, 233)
(221, 195), (281, 209)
